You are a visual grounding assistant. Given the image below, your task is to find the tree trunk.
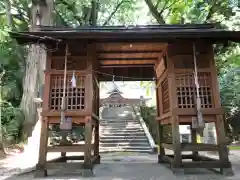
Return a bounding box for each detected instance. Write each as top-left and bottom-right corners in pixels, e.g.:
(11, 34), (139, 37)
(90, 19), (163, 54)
(4, 0), (13, 28)
(20, 0), (54, 136)
(0, 142), (6, 159)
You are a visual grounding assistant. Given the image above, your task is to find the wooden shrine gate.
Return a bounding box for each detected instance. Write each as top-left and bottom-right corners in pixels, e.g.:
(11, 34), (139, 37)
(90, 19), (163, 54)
(10, 24), (240, 177)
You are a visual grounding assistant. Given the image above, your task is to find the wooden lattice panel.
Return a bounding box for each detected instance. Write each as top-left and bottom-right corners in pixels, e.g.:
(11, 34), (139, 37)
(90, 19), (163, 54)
(51, 57), (87, 70)
(161, 78), (170, 113)
(176, 73), (213, 109)
(50, 74), (86, 110)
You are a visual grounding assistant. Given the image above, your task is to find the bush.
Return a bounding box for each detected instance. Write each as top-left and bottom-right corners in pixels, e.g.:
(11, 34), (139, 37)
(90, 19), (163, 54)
(140, 106), (159, 143)
(140, 106), (173, 144)
(1, 102), (24, 145)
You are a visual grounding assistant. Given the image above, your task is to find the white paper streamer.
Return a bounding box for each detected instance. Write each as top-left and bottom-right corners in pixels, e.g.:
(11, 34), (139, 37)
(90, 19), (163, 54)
(71, 71), (76, 88)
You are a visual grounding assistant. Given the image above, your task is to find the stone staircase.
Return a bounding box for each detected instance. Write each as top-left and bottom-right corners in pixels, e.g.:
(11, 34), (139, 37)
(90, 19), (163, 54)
(99, 106), (155, 153)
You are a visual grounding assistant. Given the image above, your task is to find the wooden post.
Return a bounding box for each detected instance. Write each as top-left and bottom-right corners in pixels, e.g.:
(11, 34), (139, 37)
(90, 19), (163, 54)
(171, 115), (182, 172)
(210, 46), (233, 175)
(35, 115), (48, 178)
(191, 127), (199, 161)
(216, 115), (233, 175)
(167, 53), (182, 172)
(156, 87), (165, 163)
(158, 123), (165, 163)
(94, 123), (100, 164)
(84, 117), (93, 167)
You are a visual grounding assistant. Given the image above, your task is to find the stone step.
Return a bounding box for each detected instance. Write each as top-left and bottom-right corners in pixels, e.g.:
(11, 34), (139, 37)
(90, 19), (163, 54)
(100, 135), (147, 140)
(100, 123), (140, 127)
(99, 146), (152, 152)
(100, 142), (150, 147)
(100, 124), (140, 127)
(100, 130), (145, 134)
(101, 132), (145, 136)
(99, 148), (153, 153)
(99, 118), (139, 123)
(101, 129), (142, 132)
(99, 126), (143, 130)
(100, 120), (140, 124)
(100, 123), (141, 126)
(100, 139), (149, 143)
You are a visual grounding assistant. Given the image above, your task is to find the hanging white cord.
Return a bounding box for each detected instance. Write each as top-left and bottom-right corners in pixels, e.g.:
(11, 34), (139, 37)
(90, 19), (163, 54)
(60, 44), (68, 125)
(193, 43), (205, 129)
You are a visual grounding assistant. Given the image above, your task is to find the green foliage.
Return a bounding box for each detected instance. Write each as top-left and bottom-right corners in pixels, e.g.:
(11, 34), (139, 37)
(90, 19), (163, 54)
(1, 103), (24, 144)
(140, 106), (158, 143)
(0, 11), (25, 145)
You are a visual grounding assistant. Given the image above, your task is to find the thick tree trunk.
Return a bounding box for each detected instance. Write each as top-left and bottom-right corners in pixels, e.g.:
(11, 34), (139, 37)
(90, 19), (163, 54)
(4, 0), (13, 27)
(20, 0), (54, 136)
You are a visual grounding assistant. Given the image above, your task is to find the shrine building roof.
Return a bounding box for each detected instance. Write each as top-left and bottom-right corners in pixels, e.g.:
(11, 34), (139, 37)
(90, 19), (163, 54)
(107, 83), (123, 94)
(9, 24), (240, 44)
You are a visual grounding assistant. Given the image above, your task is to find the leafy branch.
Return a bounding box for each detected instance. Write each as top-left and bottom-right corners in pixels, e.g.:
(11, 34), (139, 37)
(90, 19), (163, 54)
(103, 0), (130, 26)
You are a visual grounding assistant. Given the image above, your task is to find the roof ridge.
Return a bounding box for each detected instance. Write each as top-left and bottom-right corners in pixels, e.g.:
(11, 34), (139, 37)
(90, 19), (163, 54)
(38, 24), (217, 32)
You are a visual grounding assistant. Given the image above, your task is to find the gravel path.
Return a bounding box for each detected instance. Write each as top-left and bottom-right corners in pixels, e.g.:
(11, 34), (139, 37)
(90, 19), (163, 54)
(1, 151), (240, 180)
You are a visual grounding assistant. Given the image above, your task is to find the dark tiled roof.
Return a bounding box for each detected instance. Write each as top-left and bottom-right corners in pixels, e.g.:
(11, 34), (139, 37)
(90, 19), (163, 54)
(107, 83), (123, 94)
(9, 24), (240, 44)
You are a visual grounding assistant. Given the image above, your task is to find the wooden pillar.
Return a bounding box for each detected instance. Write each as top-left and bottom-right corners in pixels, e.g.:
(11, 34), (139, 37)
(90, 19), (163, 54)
(84, 117), (93, 167)
(156, 86), (165, 163)
(209, 47), (232, 175)
(94, 123), (100, 164)
(35, 115), (48, 177)
(167, 53), (182, 172)
(171, 115), (181, 171)
(191, 127), (199, 161)
(216, 115), (233, 175)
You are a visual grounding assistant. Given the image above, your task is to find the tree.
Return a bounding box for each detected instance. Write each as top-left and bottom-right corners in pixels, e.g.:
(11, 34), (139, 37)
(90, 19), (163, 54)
(0, 71), (6, 158)
(144, 0), (234, 24)
(18, 0), (54, 136)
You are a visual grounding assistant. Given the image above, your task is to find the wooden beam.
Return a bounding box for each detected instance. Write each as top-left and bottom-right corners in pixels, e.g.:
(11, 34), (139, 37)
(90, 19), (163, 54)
(172, 108), (224, 116)
(42, 111), (90, 117)
(100, 59), (156, 65)
(46, 162), (85, 169)
(97, 50), (162, 54)
(181, 143), (219, 151)
(47, 144), (95, 152)
(48, 145), (83, 152)
(48, 117), (86, 124)
(101, 65), (153, 68)
(98, 52), (160, 59)
(180, 161), (222, 168)
(97, 42), (167, 51)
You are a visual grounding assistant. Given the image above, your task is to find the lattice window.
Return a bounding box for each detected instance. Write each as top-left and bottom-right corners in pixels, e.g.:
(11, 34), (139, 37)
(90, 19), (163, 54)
(161, 78), (170, 113)
(176, 73), (213, 109)
(51, 57), (87, 70)
(50, 74), (86, 110)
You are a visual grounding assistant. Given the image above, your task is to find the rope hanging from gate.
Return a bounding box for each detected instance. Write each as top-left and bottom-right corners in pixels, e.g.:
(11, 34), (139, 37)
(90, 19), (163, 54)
(192, 43), (205, 130)
(60, 44), (72, 131)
